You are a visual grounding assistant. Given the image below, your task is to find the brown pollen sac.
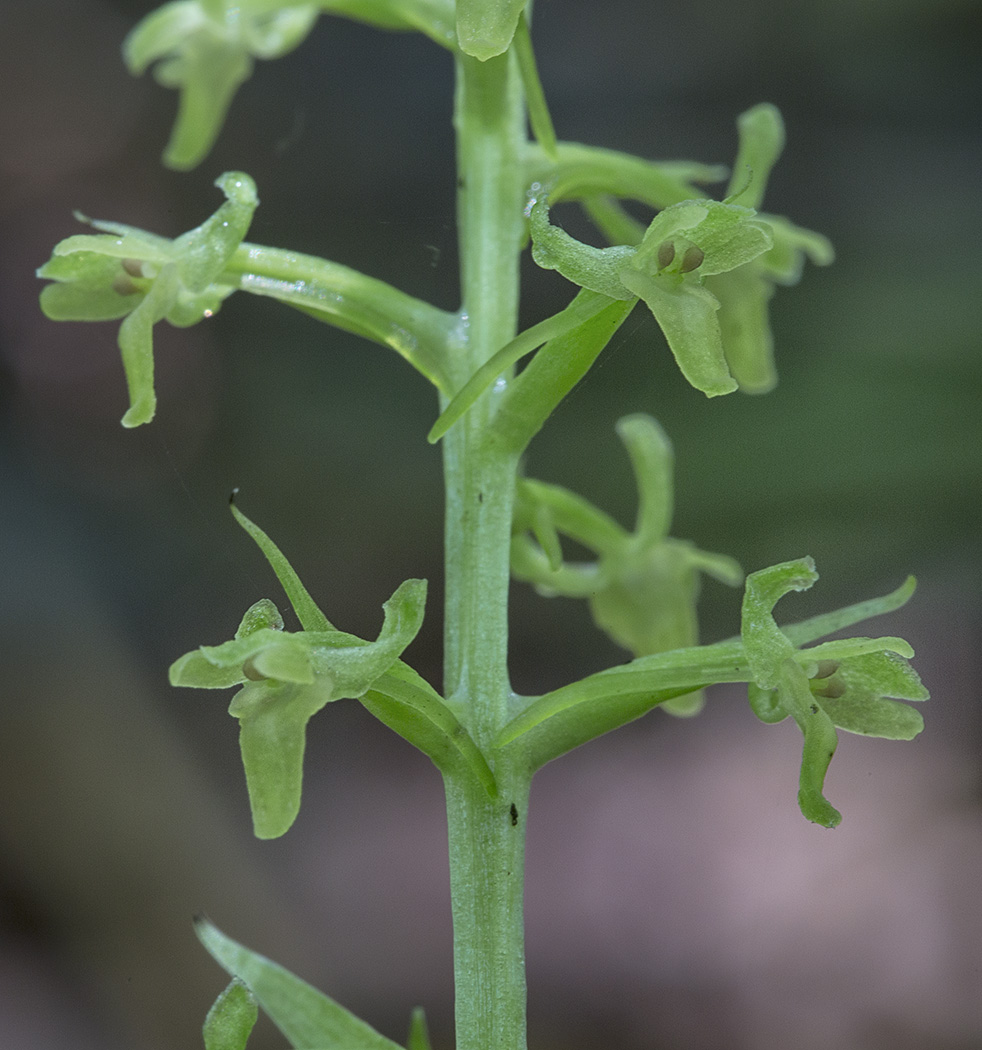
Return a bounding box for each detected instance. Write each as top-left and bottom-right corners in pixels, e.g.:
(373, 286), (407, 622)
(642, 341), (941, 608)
(111, 273), (140, 296)
(242, 658), (267, 682)
(813, 678), (846, 699)
(656, 240), (676, 270)
(680, 245), (705, 273)
(112, 258), (147, 297)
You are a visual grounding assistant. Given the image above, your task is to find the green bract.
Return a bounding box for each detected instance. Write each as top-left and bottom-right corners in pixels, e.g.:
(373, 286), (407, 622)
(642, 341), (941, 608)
(511, 414), (742, 715)
(196, 918), (407, 1050)
(527, 104), (833, 397)
(37, 172), (258, 427)
(741, 560), (928, 828)
(124, 1), (319, 170)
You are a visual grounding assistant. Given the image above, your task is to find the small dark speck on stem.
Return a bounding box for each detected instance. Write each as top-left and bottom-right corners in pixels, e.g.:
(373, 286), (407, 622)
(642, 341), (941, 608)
(510, 802), (518, 826)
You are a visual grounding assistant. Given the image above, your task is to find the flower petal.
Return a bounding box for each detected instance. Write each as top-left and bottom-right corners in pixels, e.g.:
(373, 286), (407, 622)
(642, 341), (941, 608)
(741, 557), (819, 687)
(726, 103), (785, 209)
(618, 267), (738, 397)
(778, 658), (842, 828)
(38, 252), (142, 321)
(197, 627), (315, 683)
(456, 0), (528, 59)
(48, 228), (172, 264)
(169, 648), (248, 688)
(173, 172), (259, 292)
(123, 1), (207, 75)
(118, 265), (180, 427)
(634, 199), (772, 276)
(528, 194), (635, 300)
(242, 6), (318, 59)
(707, 267), (777, 393)
(818, 650), (928, 739)
(760, 214), (835, 284)
(229, 679), (332, 838)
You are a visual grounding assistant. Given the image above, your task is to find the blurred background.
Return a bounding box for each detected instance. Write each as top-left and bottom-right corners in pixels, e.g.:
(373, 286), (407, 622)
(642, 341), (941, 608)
(1, 0), (980, 1047)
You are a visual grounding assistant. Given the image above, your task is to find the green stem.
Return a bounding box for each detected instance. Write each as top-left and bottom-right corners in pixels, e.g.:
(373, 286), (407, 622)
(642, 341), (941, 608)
(442, 47), (528, 1050)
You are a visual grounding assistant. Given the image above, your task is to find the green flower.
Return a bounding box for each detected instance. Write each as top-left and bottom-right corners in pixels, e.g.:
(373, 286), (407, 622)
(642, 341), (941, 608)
(527, 104), (833, 397)
(741, 558), (928, 828)
(512, 414), (742, 715)
(124, 0), (319, 170)
(37, 172), (258, 427)
(168, 500), (498, 837)
(171, 576), (427, 839)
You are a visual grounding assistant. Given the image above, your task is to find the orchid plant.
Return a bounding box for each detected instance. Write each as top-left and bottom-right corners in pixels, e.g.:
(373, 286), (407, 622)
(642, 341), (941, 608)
(37, 2), (927, 1049)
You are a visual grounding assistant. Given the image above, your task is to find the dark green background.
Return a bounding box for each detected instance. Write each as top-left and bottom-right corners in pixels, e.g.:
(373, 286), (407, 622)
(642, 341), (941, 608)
(1, 1), (979, 1048)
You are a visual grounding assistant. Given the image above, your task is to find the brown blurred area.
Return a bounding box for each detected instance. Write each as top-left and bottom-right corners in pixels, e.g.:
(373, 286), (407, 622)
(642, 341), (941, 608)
(0, 1), (980, 1048)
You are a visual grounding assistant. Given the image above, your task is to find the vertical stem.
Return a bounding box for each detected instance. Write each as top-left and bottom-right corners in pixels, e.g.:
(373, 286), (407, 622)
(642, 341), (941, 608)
(442, 48), (529, 1050)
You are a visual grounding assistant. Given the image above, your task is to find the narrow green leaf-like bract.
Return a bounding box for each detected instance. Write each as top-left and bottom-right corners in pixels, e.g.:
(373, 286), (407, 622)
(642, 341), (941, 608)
(406, 1006), (434, 1050)
(195, 918), (405, 1050)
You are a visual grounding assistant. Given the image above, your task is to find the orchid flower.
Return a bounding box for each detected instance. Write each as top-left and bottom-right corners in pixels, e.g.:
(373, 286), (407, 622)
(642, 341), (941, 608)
(512, 414), (742, 715)
(527, 104), (833, 397)
(37, 172), (258, 426)
(741, 559), (928, 827)
(169, 501), (495, 838)
(124, 1), (319, 170)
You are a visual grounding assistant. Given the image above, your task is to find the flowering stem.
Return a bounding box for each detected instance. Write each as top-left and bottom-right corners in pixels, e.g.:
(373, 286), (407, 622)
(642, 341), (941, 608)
(442, 47), (529, 1050)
